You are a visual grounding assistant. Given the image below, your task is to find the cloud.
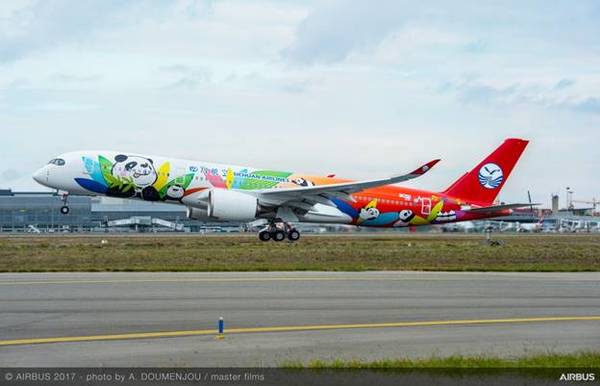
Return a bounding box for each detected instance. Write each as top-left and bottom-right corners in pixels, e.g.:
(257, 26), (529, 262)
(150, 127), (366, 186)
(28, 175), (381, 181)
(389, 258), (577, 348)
(570, 97), (600, 114)
(554, 78), (575, 90)
(0, 0), (149, 62)
(1, 169), (21, 182)
(441, 77), (600, 114)
(452, 81), (519, 106)
(463, 40), (487, 54)
(49, 73), (102, 83)
(283, 1), (600, 68)
(283, 0), (411, 65)
(0, 1), (599, 202)
(160, 65), (212, 90)
(280, 81), (309, 94)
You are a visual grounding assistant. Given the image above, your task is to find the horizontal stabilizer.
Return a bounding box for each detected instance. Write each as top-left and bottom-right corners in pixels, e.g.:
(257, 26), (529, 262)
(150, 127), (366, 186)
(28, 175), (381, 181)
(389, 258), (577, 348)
(463, 203), (540, 214)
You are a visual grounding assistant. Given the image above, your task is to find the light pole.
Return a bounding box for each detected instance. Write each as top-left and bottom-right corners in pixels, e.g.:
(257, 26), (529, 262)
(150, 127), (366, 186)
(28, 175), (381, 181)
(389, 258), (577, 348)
(566, 187), (574, 210)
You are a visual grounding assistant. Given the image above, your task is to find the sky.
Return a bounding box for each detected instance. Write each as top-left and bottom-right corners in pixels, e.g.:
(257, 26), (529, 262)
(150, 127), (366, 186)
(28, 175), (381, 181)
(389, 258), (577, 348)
(1, 0), (599, 207)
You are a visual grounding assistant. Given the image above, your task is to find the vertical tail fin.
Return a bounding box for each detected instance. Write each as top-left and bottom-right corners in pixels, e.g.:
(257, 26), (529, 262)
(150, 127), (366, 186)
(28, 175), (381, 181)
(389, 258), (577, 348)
(442, 138), (529, 205)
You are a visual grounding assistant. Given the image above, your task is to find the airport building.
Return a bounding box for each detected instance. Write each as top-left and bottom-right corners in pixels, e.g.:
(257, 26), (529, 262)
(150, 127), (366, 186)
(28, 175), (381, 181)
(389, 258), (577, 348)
(0, 189), (235, 233)
(0, 189), (348, 234)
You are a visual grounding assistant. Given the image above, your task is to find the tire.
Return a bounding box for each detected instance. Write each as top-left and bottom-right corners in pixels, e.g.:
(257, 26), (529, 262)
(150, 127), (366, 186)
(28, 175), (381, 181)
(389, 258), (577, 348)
(258, 230), (271, 242)
(273, 230), (286, 242)
(60, 206), (70, 215)
(287, 229), (300, 241)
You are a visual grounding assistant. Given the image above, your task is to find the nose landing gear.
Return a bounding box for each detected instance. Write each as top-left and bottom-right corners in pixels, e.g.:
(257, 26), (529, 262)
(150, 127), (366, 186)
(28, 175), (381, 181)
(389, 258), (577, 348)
(258, 220), (301, 242)
(59, 192), (70, 215)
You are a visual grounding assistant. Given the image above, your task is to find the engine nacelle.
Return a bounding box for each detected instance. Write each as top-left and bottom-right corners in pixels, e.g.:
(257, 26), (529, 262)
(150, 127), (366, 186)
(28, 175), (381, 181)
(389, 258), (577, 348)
(207, 189), (259, 221)
(187, 207), (210, 221)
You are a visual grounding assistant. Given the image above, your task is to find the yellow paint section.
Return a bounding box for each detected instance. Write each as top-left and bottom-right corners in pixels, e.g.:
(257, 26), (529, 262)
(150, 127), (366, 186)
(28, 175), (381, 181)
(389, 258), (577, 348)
(225, 168), (234, 189)
(1, 316), (598, 347)
(153, 162), (171, 191)
(408, 216), (428, 225)
(2, 275), (599, 287)
(357, 199), (378, 225)
(426, 200), (445, 222)
(408, 200), (445, 225)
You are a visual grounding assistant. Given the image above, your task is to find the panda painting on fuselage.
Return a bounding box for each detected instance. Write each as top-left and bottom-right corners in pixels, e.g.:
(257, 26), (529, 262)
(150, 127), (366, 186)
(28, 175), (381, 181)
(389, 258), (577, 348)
(110, 154), (161, 201)
(165, 185), (185, 201)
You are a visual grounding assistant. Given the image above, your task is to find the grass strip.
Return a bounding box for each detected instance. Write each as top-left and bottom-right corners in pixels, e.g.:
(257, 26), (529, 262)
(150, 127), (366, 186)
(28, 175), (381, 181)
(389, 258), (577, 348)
(1, 234), (599, 272)
(281, 352), (600, 368)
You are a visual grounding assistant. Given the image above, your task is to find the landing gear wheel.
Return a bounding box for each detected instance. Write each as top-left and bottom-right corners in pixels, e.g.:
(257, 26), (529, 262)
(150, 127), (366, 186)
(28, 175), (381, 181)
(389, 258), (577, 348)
(287, 229), (300, 241)
(59, 192), (70, 215)
(272, 230), (286, 242)
(258, 230), (271, 242)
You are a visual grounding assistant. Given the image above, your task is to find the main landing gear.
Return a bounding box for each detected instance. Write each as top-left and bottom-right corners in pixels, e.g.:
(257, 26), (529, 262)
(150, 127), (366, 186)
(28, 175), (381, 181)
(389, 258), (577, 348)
(59, 192), (70, 215)
(258, 221), (301, 242)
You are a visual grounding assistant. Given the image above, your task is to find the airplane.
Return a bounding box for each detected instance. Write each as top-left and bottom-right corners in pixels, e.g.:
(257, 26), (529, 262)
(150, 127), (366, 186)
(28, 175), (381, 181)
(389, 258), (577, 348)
(33, 138), (533, 241)
(517, 217), (544, 232)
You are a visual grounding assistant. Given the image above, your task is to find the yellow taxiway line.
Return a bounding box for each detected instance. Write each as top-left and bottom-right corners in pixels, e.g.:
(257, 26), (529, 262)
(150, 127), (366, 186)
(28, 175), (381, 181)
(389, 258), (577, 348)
(0, 277), (460, 286)
(2, 273), (591, 286)
(1, 316), (599, 347)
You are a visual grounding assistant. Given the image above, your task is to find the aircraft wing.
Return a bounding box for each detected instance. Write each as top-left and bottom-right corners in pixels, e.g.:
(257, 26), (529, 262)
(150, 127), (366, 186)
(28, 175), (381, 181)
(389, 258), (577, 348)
(463, 203), (540, 214)
(257, 159), (440, 207)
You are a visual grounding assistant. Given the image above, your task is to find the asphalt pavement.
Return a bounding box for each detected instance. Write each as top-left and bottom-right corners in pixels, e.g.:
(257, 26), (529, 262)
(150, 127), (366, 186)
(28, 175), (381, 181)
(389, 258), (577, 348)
(1, 271), (598, 366)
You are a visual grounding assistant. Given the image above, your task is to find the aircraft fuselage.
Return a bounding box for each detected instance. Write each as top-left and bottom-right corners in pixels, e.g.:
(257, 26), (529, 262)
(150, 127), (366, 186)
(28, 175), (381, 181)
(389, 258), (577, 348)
(33, 150), (510, 228)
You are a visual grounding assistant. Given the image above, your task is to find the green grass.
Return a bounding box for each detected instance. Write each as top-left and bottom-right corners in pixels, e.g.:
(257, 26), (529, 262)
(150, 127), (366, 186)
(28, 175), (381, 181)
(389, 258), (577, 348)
(0, 233), (599, 272)
(281, 352), (600, 368)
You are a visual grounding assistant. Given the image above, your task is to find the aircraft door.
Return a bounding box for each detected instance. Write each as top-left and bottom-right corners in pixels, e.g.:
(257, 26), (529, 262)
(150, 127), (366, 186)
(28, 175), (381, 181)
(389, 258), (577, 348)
(421, 197), (431, 215)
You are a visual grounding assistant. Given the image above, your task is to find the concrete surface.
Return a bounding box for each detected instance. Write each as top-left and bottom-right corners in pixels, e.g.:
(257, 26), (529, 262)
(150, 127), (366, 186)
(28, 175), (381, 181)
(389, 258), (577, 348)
(0, 271), (599, 366)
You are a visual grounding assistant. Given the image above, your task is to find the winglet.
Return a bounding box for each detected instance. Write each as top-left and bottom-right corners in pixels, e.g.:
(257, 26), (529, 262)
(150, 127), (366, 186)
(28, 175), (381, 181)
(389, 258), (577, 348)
(409, 159), (440, 176)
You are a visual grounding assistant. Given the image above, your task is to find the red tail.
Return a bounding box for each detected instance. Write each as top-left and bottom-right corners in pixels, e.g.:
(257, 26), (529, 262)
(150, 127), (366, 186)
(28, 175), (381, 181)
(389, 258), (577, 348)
(442, 138), (529, 205)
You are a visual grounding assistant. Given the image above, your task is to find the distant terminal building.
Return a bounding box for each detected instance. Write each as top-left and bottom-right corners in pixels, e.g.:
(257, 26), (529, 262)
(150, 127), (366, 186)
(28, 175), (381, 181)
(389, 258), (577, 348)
(0, 189), (420, 234)
(0, 189), (237, 233)
(491, 208), (539, 223)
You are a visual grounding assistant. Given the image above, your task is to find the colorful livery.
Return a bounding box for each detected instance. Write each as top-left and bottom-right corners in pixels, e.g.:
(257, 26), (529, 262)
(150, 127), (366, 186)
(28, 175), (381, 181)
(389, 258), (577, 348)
(33, 138), (531, 241)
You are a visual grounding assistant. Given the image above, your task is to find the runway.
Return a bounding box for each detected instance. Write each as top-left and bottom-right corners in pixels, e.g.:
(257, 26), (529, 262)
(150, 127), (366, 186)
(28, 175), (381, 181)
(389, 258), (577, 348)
(1, 271), (599, 366)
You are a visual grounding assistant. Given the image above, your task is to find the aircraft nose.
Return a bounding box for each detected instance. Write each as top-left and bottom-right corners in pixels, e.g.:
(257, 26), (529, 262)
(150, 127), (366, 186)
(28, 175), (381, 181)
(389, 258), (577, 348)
(33, 166), (48, 185)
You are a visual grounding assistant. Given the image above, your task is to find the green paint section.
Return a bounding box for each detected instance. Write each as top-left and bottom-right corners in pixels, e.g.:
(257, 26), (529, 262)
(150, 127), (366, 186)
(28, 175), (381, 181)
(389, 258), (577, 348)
(253, 170), (293, 178)
(427, 201), (445, 222)
(98, 156), (113, 183)
(159, 173), (195, 198)
(410, 200), (445, 225)
(237, 170), (293, 190)
(97, 156), (134, 192)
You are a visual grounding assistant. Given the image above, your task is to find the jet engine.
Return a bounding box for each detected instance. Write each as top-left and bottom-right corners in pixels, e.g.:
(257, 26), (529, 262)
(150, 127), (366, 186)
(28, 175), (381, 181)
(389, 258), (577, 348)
(186, 207), (210, 221)
(187, 189), (259, 222)
(209, 189), (259, 221)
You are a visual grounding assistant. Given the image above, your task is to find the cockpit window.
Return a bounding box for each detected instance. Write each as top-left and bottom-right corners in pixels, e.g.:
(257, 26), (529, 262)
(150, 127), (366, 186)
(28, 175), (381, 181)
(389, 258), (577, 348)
(48, 158), (66, 166)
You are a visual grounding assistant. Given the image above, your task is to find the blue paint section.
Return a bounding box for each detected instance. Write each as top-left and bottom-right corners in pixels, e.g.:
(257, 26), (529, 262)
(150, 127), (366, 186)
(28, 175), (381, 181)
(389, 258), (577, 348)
(332, 198), (358, 218)
(75, 178), (108, 194)
(361, 212), (399, 226)
(82, 156), (106, 185)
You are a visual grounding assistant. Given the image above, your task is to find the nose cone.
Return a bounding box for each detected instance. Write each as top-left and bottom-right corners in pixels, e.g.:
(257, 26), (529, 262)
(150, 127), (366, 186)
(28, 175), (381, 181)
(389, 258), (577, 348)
(33, 167), (48, 186)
